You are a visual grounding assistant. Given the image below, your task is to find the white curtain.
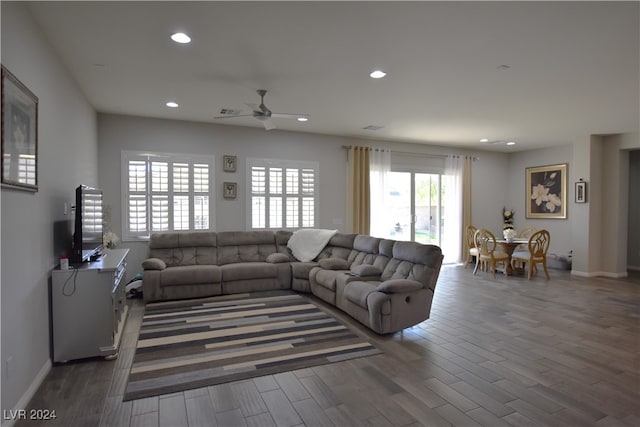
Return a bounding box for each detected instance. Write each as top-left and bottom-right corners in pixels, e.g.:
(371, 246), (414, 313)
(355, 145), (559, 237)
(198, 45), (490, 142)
(369, 148), (391, 238)
(443, 155), (464, 263)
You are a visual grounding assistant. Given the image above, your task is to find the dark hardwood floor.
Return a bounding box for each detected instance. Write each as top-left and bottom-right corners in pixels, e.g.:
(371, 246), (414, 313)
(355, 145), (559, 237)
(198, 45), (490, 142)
(19, 265), (640, 426)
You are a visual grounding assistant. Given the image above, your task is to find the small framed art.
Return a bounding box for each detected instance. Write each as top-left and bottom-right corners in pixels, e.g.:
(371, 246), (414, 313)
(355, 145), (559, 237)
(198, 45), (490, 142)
(223, 182), (237, 199)
(223, 155), (237, 172)
(575, 181), (587, 203)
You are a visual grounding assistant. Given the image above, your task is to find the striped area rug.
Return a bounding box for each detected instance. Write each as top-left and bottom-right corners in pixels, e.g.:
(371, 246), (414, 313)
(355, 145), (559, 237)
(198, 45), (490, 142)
(123, 290), (381, 401)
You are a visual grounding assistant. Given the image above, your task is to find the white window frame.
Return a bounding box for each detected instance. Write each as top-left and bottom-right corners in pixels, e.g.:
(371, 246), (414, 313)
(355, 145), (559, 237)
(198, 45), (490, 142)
(121, 150), (215, 241)
(246, 158), (319, 230)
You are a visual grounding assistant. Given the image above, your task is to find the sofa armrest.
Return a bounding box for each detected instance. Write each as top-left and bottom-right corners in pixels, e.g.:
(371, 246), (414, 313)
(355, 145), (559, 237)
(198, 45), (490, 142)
(266, 253), (291, 263)
(377, 279), (423, 293)
(318, 258), (350, 270)
(142, 257), (166, 271)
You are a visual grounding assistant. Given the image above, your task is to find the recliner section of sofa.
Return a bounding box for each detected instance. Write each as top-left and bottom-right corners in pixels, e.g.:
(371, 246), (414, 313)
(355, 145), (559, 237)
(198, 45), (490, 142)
(142, 231), (221, 302)
(217, 231), (291, 294)
(335, 240), (444, 334)
(142, 230), (443, 334)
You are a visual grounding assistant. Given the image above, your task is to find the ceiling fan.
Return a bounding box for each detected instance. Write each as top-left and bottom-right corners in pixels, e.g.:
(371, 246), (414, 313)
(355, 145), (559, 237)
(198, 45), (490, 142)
(214, 89), (310, 130)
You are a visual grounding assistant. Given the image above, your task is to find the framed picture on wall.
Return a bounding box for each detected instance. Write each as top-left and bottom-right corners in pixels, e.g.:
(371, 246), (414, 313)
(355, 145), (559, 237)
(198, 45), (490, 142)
(1, 65), (39, 192)
(525, 163), (567, 219)
(223, 182), (237, 199)
(223, 155), (237, 172)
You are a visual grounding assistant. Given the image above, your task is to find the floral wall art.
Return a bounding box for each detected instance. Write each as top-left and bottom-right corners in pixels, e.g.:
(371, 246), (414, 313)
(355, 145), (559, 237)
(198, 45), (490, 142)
(525, 163), (567, 219)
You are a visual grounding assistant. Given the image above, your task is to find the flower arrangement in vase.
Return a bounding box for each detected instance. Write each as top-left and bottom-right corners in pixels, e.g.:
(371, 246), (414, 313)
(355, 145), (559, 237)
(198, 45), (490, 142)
(502, 207), (515, 241)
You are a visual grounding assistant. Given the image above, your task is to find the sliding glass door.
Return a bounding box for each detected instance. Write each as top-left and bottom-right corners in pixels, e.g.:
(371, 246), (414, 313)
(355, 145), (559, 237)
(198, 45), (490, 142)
(385, 171), (443, 245)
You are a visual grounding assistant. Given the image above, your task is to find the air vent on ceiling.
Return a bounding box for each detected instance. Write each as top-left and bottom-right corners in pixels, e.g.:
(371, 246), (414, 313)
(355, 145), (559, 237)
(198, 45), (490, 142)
(219, 108), (242, 116)
(362, 125), (385, 131)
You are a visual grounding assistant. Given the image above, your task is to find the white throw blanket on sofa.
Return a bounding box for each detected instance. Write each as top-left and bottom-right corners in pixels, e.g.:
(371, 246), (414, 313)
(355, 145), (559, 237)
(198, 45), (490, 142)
(287, 229), (338, 262)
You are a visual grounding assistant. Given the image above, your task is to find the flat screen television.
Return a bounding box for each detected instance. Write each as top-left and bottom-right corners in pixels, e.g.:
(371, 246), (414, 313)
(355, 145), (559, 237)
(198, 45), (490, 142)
(71, 185), (104, 264)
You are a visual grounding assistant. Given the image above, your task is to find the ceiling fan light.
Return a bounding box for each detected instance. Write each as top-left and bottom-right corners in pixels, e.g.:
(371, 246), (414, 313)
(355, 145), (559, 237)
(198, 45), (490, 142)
(369, 70), (386, 79)
(170, 32), (191, 44)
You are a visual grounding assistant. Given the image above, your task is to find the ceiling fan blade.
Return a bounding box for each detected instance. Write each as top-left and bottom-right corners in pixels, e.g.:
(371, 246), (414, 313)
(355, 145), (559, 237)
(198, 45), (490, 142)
(261, 118), (276, 130)
(271, 113), (310, 120)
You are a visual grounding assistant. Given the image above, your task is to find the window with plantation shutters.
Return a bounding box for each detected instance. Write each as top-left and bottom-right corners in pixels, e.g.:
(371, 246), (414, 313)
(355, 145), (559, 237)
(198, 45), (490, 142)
(247, 158), (318, 230)
(122, 151), (214, 240)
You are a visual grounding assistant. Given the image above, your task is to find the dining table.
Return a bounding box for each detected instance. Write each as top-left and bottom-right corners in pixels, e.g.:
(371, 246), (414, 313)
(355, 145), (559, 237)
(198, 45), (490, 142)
(496, 239), (528, 276)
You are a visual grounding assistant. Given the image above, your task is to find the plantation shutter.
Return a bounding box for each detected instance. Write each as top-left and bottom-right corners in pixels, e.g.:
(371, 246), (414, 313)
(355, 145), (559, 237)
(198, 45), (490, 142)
(247, 159), (318, 230)
(122, 151), (214, 240)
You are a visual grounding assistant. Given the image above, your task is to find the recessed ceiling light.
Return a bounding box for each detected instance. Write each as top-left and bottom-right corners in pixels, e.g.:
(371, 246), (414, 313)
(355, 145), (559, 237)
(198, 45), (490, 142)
(480, 138), (489, 142)
(170, 32), (191, 44)
(369, 70), (386, 79)
(297, 117), (308, 122)
(166, 101), (179, 108)
(506, 141), (516, 146)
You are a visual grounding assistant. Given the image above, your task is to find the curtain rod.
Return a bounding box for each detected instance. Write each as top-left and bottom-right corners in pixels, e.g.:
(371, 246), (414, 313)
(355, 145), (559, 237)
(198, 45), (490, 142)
(341, 145), (478, 160)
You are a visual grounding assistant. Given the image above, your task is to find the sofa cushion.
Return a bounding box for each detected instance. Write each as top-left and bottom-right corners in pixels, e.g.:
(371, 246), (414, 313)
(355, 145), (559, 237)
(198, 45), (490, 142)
(377, 279), (423, 293)
(393, 241), (443, 266)
(290, 262), (318, 281)
(150, 247), (217, 267)
(316, 233), (357, 260)
(350, 264), (382, 277)
(142, 258), (166, 270)
(353, 235), (381, 253)
(216, 231), (277, 264)
(275, 230), (294, 257)
(313, 269), (347, 291)
(319, 258), (350, 270)
(344, 281), (380, 309)
(379, 239), (395, 258)
(160, 265), (222, 286)
(221, 262), (277, 282)
(149, 231), (216, 249)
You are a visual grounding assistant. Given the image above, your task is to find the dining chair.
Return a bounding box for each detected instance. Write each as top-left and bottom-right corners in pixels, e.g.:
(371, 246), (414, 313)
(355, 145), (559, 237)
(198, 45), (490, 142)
(512, 226), (537, 268)
(464, 224), (479, 269)
(516, 226), (537, 241)
(473, 229), (510, 278)
(511, 229), (551, 280)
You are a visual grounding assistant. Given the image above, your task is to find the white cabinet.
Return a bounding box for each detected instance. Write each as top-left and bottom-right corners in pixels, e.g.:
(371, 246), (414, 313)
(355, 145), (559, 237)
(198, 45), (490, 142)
(51, 248), (129, 362)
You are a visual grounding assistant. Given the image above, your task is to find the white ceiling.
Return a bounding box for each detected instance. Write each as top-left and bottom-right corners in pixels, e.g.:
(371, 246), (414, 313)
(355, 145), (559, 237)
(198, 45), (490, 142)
(27, 1), (639, 152)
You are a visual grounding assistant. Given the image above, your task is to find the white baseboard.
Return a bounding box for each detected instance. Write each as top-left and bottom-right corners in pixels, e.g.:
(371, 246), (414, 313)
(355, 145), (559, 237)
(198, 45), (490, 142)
(571, 270), (628, 278)
(1, 359), (51, 427)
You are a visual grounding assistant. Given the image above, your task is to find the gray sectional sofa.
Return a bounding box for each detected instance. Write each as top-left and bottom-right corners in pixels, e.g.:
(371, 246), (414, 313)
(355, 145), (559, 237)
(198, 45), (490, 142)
(142, 230), (443, 334)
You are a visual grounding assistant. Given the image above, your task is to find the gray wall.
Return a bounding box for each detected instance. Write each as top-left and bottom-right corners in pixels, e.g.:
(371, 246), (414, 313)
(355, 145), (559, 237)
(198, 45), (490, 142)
(1, 2), (98, 413)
